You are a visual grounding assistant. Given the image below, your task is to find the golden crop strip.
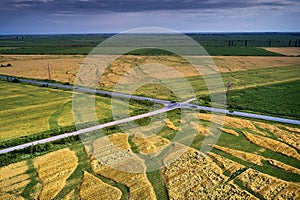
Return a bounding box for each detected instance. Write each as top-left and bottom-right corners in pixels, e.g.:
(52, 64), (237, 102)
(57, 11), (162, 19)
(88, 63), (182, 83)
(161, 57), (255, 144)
(0, 161), (30, 195)
(243, 131), (300, 160)
(33, 148), (78, 199)
(79, 171), (122, 200)
(237, 168), (300, 199)
(162, 146), (257, 199)
(208, 152), (244, 174)
(90, 134), (156, 200)
(212, 145), (265, 166)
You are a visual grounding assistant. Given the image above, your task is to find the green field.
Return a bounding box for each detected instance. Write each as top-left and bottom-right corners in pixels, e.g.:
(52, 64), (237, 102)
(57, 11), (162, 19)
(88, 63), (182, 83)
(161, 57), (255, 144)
(0, 80), (147, 142)
(1, 32), (299, 55)
(230, 80), (300, 118)
(0, 33), (299, 47)
(0, 46), (281, 56)
(129, 64), (300, 118)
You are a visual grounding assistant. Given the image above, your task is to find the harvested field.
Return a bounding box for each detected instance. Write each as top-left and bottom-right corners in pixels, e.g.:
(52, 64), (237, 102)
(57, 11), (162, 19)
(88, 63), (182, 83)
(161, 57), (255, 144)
(280, 125), (300, 133)
(189, 121), (210, 136)
(33, 148), (78, 200)
(90, 158), (156, 200)
(0, 193), (24, 200)
(62, 189), (75, 200)
(263, 47), (300, 56)
(79, 171), (122, 200)
(255, 121), (300, 151)
(219, 127), (239, 136)
(90, 135), (156, 200)
(1, 55), (300, 85)
(206, 181), (258, 200)
(162, 145), (256, 199)
(267, 159), (300, 175)
(198, 113), (265, 135)
(237, 168), (300, 199)
(0, 55), (86, 83)
(208, 152), (244, 174)
(209, 55), (300, 72)
(132, 133), (170, 156)
(243, 131), (300, 160)
(0, 161), (30, 195)
(108, 133), (131, 151)
(212, 145), (264, 166)
(164, 118), (181, 131)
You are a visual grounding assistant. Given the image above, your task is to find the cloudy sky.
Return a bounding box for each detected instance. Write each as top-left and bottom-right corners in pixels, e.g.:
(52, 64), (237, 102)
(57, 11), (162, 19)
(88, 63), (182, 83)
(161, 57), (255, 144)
(0, 0), (299, 34)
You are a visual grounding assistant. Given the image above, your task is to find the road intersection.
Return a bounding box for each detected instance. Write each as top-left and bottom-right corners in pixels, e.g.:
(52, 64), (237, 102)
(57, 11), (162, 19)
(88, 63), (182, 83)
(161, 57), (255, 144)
(0, 75), (299, 154)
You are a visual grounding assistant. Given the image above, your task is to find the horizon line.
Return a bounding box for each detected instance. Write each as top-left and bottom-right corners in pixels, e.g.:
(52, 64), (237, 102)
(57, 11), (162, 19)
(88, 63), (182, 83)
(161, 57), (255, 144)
(1, 31), (300, 36)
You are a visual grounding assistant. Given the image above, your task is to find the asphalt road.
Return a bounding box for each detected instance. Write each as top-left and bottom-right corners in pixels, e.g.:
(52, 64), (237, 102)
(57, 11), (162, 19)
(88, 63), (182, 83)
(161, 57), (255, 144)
(0, 75), (299, 154)
(0, 105), (178, 154)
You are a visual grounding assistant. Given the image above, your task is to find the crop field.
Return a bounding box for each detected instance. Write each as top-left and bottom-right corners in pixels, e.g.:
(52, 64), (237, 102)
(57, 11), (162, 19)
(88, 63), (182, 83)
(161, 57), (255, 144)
(1, 54), (300, 118)
(230, 80), (300, 118)
(1, 55), (300, 84)
(0, 33), (299, 56)
(1, 33), (300, 200)
(263, 47), (300, 56)
(0, 110), (299, 199)
(0, 80), (147, 142)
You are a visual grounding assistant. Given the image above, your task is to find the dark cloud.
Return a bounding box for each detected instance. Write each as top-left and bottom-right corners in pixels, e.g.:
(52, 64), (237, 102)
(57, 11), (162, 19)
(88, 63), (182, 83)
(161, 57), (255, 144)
(0, 0), (295, 14)
(0, 0), (299, 34)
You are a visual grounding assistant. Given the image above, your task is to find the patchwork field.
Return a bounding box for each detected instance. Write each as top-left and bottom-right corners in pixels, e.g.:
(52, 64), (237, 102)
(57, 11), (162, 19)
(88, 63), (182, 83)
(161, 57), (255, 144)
(1, 34), (300, 200)
(1, 55), (299, 109)
(0, 110), (299, 199)
(1, 55), (300, 85)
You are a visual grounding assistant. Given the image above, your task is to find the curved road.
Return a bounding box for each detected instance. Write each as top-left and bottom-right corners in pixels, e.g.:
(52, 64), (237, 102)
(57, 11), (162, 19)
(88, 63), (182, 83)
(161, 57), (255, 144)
(0, 75), (299, 154)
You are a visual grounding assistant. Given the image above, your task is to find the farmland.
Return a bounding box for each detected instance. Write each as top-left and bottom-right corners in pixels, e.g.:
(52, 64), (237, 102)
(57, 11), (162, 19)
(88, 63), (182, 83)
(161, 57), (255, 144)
(0, 54), (300, 118)
(0, 32), (300, 200)
(0, 80), (148, 142)
(0, 33), (299, 55)
(0, 109), (299, 199)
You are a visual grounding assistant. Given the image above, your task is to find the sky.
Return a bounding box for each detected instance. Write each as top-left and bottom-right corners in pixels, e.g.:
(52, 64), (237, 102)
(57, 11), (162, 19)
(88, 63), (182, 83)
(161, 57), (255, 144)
(0, 0), (299, 34)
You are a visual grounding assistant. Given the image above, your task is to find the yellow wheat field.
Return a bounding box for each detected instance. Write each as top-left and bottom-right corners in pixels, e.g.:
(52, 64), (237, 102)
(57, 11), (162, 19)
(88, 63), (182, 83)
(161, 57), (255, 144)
(206, 180), (259, 200)
(162, 145), (256, 199)
(1, 55), (300, 85)
(62, 189), (75, 200)
(198, 113), (265, 135)
(219, 127), (239, 136)
(280, 125), (300, 133)
(164, 118), (181, 131)
(255, 121), (300, 151)
(79, 171), (122, 200)
(243, 131), (300, 160)
(189, 121), (211, 136)
(212, 145), (264, 166)
(0, 193), (25, 200)
(0, 160), (30, 195)
(90, 135), (156, 200)
(237, 168), (300, 199)
(267, 159), (300, 175)
(33, 148), (78, 200)
(132, 133), (170, 156)
(263, 47), (300, 56)
(208, 152), (244, 174)
(108, 133), (131, 151)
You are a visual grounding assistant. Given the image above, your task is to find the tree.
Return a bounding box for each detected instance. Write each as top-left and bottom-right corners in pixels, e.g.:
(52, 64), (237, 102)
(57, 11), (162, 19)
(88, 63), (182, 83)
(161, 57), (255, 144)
(288, 39), (292, 47)
(268, 39), (271, 47)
